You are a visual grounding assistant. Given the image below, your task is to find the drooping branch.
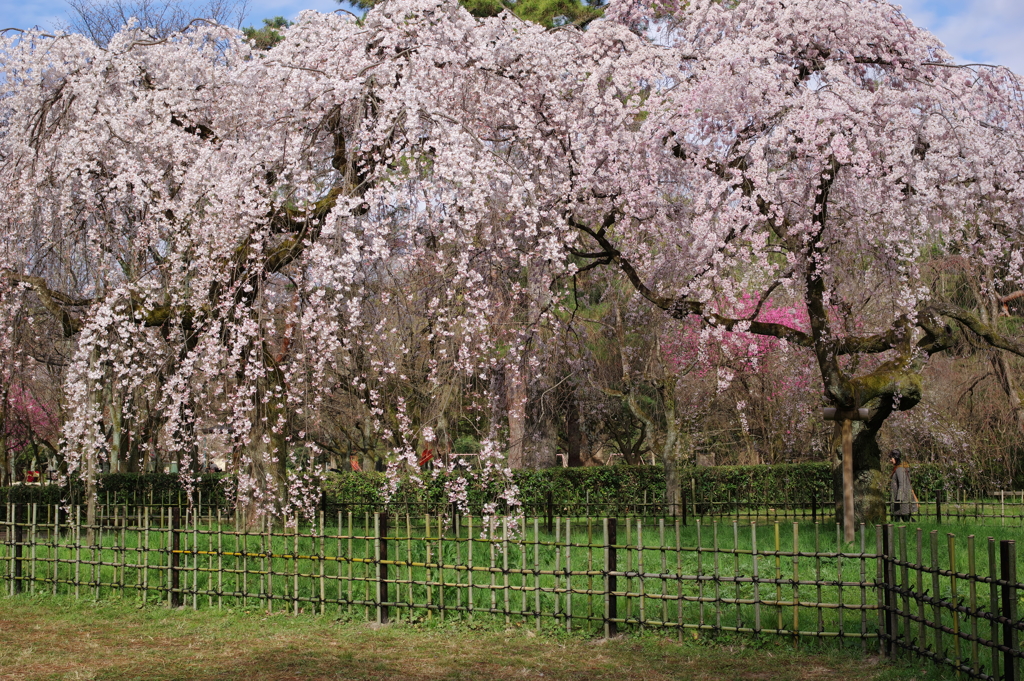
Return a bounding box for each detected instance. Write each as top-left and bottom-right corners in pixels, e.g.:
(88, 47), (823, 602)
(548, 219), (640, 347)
(930, 302), (1024, 358)
(568, 216), (815, 348)
(1000, 290), (1024, 315)
(2, 270), (91, 336)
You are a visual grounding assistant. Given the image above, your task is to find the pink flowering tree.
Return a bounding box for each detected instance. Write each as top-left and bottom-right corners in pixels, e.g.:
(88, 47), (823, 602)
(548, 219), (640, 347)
(0, 0), (615, 521)
(662, 295), (818, 463)
(2, 0), (1024, 527)
(567, 0), (1024, 522)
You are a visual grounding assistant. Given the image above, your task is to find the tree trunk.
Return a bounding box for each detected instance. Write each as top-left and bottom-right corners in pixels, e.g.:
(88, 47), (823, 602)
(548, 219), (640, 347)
(664, 452), (681, 516)
(566, 394), (582, 467)
(832, 409), (890, 527)
(86, 445), (97, 546)
(976, 272), (1024, 435)
(505, 261), (553, 469)
(85, 347), (102, 546)
(243, 423), (289, 522)
(0, 387), (8, 487)
(527, 411), (559, 468)
(506, 364), (527, 468)
(0, 433), (8, 487)
(659, 374), (683, 515)
(0, 383), (11, 486)
(240, 348), (293, 525)
(991, 350), (1024, 434)
(110, 392), (124, 474)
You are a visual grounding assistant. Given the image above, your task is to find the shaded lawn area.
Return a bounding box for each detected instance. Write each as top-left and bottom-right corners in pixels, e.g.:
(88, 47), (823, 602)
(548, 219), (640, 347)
(0, 596), (952, 681)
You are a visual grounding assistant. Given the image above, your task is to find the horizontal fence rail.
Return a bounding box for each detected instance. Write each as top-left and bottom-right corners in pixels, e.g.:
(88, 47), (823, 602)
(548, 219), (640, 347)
(2, 503), (1022, 679)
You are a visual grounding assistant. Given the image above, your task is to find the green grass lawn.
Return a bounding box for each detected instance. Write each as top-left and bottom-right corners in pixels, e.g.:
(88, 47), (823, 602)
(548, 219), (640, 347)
(0, 594), (960, 680)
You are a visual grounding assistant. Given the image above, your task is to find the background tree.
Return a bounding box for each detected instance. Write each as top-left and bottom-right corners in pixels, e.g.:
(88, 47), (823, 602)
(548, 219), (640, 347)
(62, 0), (249, 45)
(242, 16), (291, 50)
(345, 0), (606, 28)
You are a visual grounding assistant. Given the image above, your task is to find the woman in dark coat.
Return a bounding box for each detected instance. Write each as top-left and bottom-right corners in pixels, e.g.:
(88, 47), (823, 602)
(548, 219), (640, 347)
(890, 449), (917, 520)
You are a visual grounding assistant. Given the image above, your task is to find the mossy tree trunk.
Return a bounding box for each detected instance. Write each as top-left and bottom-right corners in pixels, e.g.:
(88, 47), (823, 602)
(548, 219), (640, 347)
(829, 362), (923, 527)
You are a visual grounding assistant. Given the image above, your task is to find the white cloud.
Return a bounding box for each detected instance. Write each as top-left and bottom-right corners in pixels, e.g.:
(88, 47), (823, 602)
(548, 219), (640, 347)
(898, 0), (1024, 75)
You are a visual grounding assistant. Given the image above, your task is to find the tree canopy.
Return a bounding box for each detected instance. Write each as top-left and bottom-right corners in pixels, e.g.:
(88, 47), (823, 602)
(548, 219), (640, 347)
(1, 0), (1022, 520)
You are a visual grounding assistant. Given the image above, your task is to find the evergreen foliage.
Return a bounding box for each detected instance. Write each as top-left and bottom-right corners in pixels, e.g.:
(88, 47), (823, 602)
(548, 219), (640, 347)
(242, 16), (292, 50)
(345, 0), (605, 28)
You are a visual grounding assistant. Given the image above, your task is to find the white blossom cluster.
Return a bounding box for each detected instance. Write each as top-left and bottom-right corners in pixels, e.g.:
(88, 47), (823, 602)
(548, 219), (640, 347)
(1, 0), (1022, 519)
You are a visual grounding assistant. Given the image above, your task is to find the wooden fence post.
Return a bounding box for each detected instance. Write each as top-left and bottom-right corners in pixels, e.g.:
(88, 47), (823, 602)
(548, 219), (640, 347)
(376, 512), (389, 624)
(1000, 540), (1018, 681)
(929, 531), (942, 661)
(881, 524), (895, 656)
(605, 517), (617, 638)
(2, 503), (7, 596)
(936, 489), (942, 525)
(691, 478), (697, 520)
(681, 491), (687, 527)
(990, 538), (1002, 681)
(52, 503), (60, 597)
(13, 507), (23, 594)
(171, 505), (182, 608)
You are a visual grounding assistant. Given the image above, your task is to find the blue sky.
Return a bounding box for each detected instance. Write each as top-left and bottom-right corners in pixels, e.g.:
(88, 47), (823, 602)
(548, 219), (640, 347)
(2, 0), (1023, 74)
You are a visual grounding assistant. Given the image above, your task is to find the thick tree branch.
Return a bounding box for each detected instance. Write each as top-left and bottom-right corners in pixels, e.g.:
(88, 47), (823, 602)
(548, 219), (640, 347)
(803, 156), (847, 404)
(568, 216), (815, 347)
(3, 270), (90, 336)
(915, 309), (956, 355)
(930, 302), (1024, 358)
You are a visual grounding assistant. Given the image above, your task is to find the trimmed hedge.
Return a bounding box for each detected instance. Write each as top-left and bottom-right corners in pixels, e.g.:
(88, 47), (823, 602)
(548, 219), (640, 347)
(0, 462), (960, 512)
(688, 463), (831, 511)
(321, 465), (667, 514)
(97, 473), (230, 504)
(320, 462), (952, 513)
(686, 461), (948, 511)
(0, 473), (229, 506)
(0, 483), (67, 505)
(515, 465), (667, 510)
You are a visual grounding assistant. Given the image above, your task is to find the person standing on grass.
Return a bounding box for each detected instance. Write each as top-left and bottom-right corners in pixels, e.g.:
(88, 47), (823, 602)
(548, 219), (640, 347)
(889, 450), (917, 521)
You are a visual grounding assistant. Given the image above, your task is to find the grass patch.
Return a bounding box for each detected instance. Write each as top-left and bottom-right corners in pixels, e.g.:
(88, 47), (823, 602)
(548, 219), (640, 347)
(0, 594), (957, 680)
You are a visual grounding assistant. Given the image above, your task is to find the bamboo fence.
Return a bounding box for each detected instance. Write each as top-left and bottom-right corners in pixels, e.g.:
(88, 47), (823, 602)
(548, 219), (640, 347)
(2, 502), (1022, 679)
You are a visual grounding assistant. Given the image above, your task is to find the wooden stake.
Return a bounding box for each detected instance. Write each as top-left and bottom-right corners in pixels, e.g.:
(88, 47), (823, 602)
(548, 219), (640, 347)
(842, 418), (855, 543)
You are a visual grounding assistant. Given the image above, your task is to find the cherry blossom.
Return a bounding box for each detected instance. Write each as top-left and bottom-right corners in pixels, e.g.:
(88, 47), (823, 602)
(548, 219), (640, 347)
(2, 0), (1022, 525)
